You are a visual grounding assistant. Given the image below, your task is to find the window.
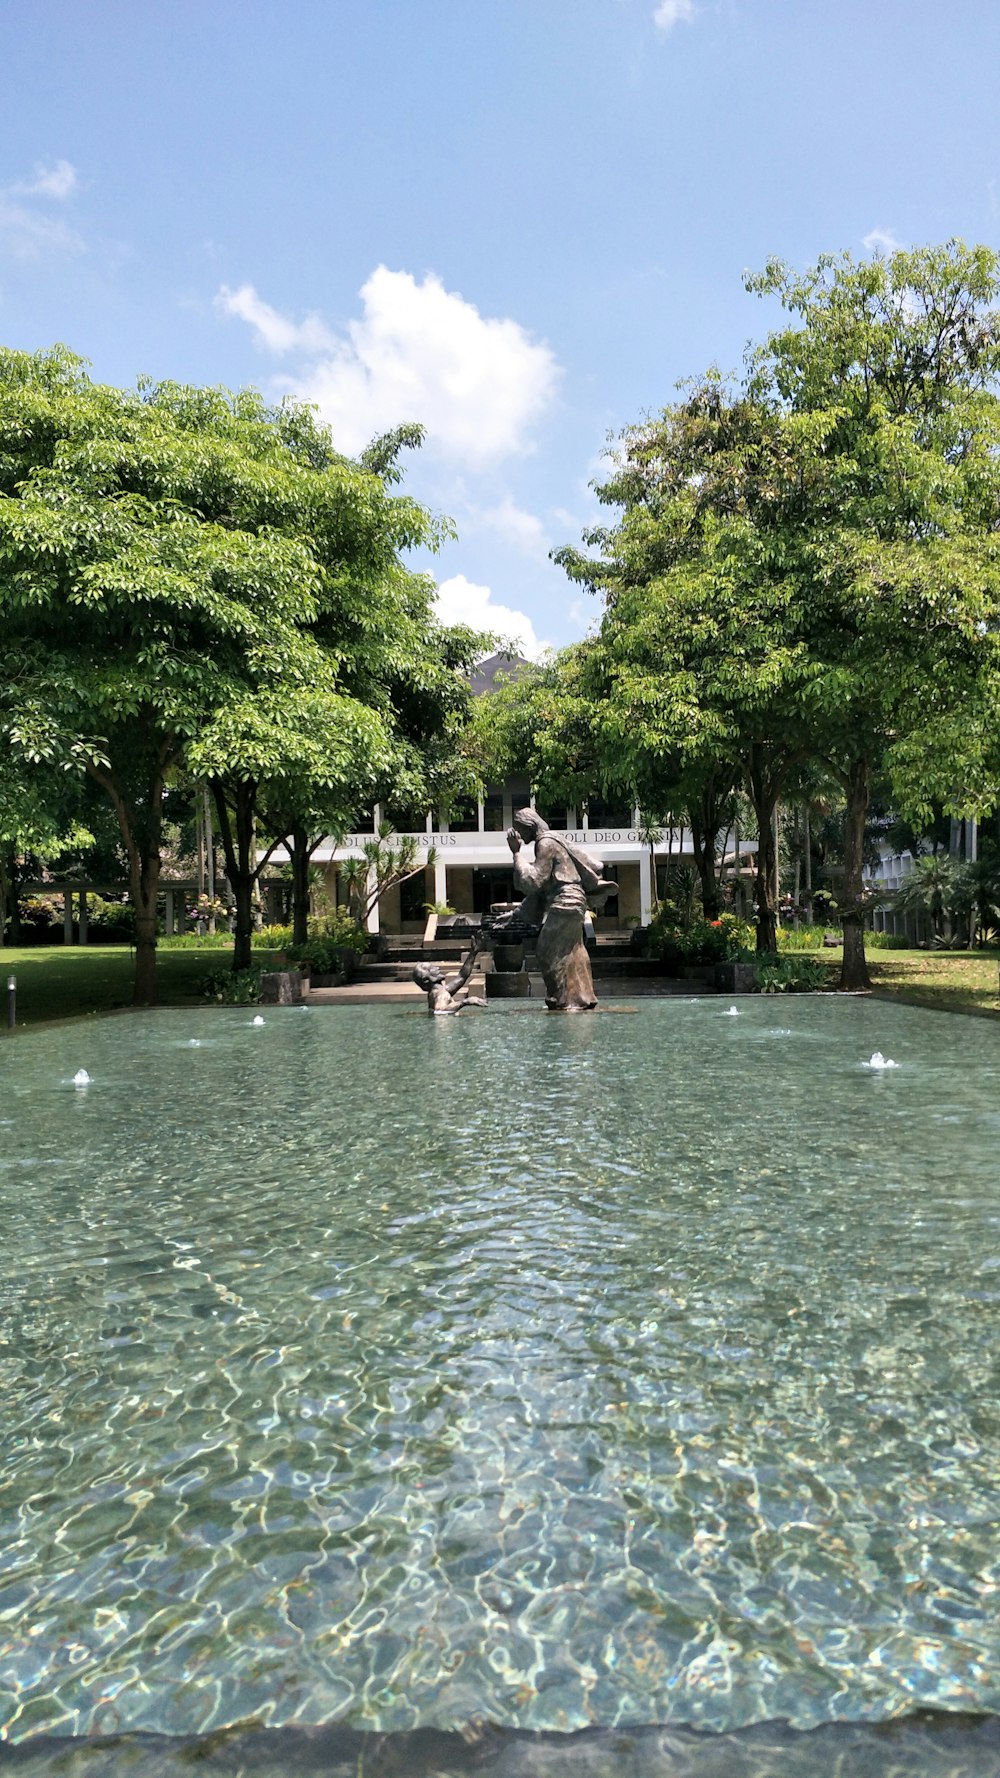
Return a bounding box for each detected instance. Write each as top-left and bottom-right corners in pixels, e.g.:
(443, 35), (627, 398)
(446, 797), (479, 833)
(384, 806), (429, 835)
(400, 868), (429, 922)
(483, 789), (506, 832)
(585, 798), (632, 832)
(473, 867), (516, 911)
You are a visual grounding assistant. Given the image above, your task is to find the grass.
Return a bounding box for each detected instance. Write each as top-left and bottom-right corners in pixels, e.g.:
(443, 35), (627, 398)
(4, 938), (1000, 1029)
(0, 941), (264, 1029)
(866, 947), (1000, 1019)
(773, 936), (1000, 1017)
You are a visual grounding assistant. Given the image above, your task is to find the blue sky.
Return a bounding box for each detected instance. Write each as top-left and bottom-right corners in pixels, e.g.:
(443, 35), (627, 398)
(3, 0), (999, 654)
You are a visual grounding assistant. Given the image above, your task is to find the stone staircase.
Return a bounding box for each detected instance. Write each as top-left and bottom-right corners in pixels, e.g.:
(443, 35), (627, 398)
(355, 932), (663, 985)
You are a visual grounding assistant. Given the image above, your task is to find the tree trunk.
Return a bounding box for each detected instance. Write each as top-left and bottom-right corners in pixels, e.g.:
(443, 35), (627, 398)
(688, 818), (721, 920)
(291, 827), (311, 945)
(231, 873), (255, 971)
(838, 755), (871, 991)
(686, 780), (728, 921)
(130, 845), (162, 1005)
(747, 746), (779, 954)
(214, 780), (258, 971)
(1, 845), (23, 945)
(87, 749), (168, 1007)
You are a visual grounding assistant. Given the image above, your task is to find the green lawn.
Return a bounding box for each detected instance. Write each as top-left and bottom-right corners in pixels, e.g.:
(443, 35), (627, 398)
(0, 943), (243, 1029)
(4, 938), (1000, 1030)
(866, 947), (1000, 1019)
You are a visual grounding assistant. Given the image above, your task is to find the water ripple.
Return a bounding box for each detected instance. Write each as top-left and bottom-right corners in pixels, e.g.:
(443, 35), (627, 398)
(1, 999), (999, 1744)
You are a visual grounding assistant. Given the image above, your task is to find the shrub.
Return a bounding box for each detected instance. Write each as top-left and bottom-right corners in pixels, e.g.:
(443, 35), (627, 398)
(715, 912), (755, 956)
(160, 932), (235, 950)
(865, 930), (910, 950)
(15, 896), (61, 943)
(777, 923), (830, 951)
(287, 911), (368, 975)
(251, 923), (293, 951)
(753, 954), (829, 993)
(200, 965), (265, 1004)
(646, 912), (753, 966)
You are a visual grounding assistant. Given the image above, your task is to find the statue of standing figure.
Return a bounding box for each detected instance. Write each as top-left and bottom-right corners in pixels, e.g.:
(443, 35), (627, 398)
(506, 808), (616, 1011)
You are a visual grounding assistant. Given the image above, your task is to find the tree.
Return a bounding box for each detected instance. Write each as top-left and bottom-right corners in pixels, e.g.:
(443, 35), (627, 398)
(0, 753), (99, 944)
(0, 349), (468, 997)
(338, 826), (438, 930)
(747, 242), (1000, 986)
(188, 682), (395, 970)
(555, 244), (1000, 982)
(554, 385), (816, 951)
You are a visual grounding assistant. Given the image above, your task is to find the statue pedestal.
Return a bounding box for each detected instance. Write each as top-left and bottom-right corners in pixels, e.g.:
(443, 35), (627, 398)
(485, 972), (532, 998)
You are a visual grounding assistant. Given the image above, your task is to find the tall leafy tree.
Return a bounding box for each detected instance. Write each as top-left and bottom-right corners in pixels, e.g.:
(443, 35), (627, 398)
(556, 244), (1000, 981)
(747, 242), (1000, 985)
(0, 348), (466, 998)
(555, 385), (815, 950)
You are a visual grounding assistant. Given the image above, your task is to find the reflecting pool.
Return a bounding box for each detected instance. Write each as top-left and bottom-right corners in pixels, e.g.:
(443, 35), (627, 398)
(1, 998), (999, 1754)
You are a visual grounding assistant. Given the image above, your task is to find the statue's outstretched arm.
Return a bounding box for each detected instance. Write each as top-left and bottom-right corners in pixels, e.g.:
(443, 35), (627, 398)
(443, 934), (481, 997)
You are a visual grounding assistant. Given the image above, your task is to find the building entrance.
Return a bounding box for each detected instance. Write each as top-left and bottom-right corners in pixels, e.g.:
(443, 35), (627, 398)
(472, 866), (517, 912)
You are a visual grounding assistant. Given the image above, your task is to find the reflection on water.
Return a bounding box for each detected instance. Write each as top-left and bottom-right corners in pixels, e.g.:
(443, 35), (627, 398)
(3, 1711), (1000, 1776)
(1, 999), (999, 1749)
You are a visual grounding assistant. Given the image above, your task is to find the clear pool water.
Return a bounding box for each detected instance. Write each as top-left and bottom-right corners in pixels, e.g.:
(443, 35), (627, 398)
(1, 998), (998, 1749)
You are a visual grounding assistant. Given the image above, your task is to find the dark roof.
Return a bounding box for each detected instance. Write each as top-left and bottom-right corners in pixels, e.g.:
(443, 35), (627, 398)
(470, 652), (533, 696)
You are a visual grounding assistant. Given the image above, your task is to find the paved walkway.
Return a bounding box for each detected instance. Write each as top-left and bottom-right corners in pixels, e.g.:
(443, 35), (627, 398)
(307, 968), (486, 1006)
(305, 971), (709, 1006)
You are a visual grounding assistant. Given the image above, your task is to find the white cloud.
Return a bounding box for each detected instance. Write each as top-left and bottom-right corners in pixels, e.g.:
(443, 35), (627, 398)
(0, 160), (83, 260)
(466, 496), (551, 562)
(653, 0), (696, 32)
(434, 573), (549, 659)
(863, 227), (904, 255)
(215, 283), (335, 355)
(15, 159), (78, 200)
(217, 266), (559, 465)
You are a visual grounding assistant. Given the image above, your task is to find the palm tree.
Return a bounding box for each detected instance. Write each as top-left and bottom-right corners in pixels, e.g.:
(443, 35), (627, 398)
(892, 854), (963, 946)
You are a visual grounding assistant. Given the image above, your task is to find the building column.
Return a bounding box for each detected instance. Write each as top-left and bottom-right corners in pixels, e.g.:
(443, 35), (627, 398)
(639, 849), (653, 926)
(434, 856), (448, 908)
(365, 866), (380, 934)
(63, 889), (73, 945)
(78, 890), (89, 945)
(165, 888), (175, 938)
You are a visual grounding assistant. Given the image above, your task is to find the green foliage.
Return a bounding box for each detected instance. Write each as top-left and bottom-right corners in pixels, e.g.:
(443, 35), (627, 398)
(753, 954), (828, 993)
(716, 911), (755, 955)
(646, 910), (752, 966)
(865, 930), (910, 949)
(159, 932), (236, 950)
(338, 826), (436, 928)
(777, 923), (831, 951)
(0, 345), (484, 995)
(251, 923), (293, 950)
(199, 964), (264, 1004)
(287, 911), (368, 974)
(80, 894), (134, 939)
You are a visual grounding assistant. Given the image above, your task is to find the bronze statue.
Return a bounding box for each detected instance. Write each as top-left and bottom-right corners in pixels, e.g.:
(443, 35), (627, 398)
(506, 808), (615, 1011)
(413, 934), (488, 1015)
